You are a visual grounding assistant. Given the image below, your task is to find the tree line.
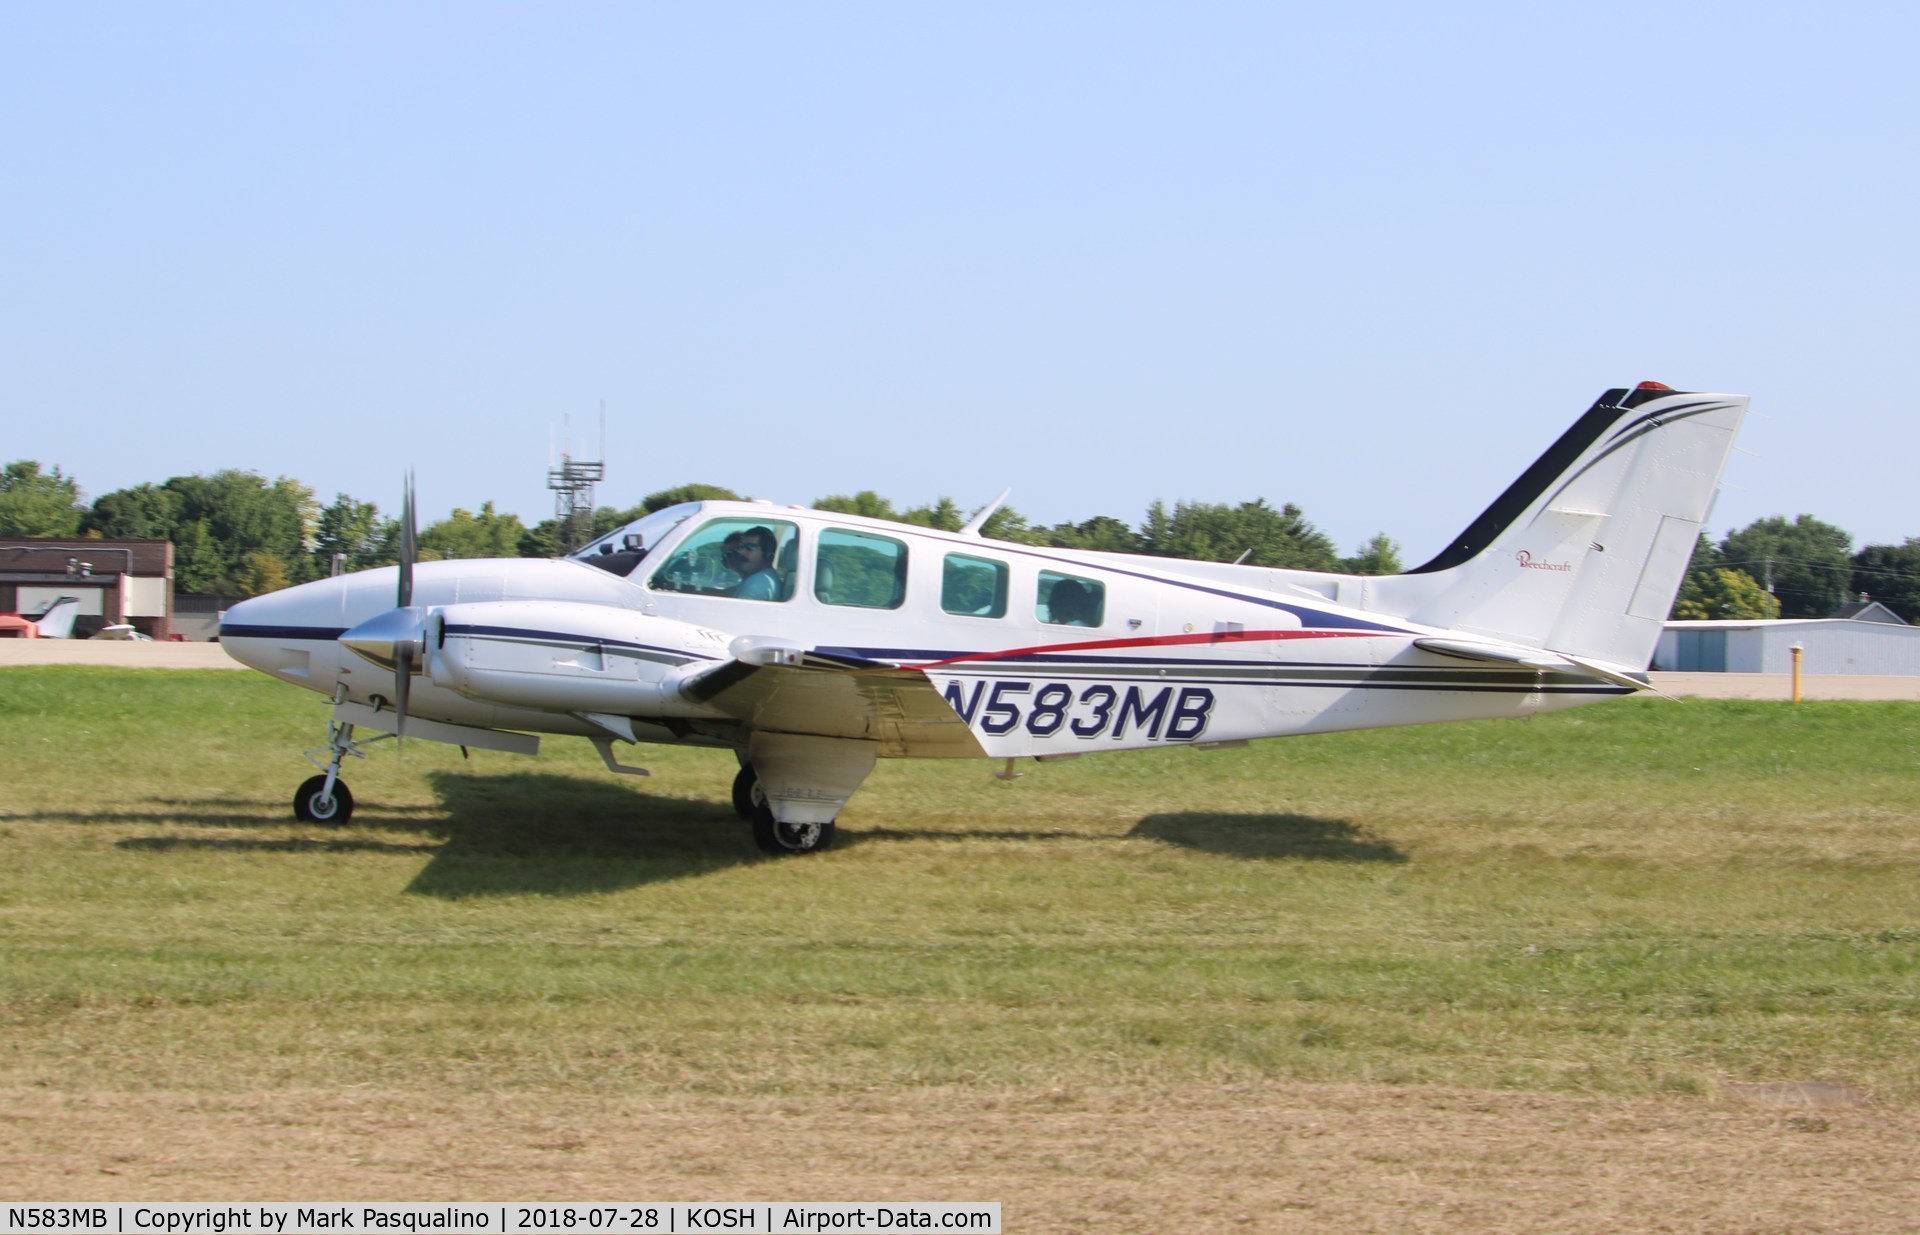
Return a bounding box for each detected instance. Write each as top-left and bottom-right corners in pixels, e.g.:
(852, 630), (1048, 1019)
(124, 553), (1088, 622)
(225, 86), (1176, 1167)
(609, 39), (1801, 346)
(4, 459), (1916, 623)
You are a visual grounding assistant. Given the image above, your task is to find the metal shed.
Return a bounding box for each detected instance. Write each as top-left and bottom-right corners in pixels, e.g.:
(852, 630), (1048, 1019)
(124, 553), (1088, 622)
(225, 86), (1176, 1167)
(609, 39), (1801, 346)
(1657, 617), (1920, 675)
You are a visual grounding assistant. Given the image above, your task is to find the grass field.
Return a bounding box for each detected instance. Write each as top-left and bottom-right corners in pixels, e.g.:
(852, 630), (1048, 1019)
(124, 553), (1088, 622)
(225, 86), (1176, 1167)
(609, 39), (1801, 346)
(3, 667), (1919, 1224)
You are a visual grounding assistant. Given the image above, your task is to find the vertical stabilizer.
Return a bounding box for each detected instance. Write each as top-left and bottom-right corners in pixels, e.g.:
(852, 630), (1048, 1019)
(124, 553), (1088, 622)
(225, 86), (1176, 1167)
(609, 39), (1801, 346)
(30, 596), (81, 640)
(1368, 384), (1748, 670)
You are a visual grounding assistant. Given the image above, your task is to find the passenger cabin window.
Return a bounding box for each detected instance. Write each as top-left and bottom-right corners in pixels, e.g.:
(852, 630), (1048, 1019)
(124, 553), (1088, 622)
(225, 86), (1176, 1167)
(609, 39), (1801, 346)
(648, 518), (798, 602)
(1039, 571), (1104, 627)
(816, 528), (906, 609)
(942, 552), (1008, 617)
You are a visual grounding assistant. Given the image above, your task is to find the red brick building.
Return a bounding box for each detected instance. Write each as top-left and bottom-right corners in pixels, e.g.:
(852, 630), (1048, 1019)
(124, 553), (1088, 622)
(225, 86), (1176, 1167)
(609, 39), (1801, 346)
(0, 539), (175, 639)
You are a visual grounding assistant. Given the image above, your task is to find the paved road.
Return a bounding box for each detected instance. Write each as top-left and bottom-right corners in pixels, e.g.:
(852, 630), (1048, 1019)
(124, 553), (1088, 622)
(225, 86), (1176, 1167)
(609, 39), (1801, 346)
(1647, 672), (1920, 700)
(0, 640), (242, 669)
(3, 641), (1915, 700)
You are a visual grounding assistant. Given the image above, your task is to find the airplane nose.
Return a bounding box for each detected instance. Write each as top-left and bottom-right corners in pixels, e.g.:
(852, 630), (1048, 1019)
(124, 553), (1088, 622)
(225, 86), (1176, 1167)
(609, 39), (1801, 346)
(218, 577), (351, 684)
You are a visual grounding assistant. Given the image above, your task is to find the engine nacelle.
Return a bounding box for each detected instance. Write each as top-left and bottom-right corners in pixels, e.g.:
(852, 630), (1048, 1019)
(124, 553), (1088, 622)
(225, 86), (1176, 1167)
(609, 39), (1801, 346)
(426, 600), (730, 715)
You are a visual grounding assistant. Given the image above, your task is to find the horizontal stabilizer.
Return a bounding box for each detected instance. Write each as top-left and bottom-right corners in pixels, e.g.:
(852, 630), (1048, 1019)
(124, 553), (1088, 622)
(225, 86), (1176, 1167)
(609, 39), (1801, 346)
(1414, 637), (1652, 694)
(1414, 637), (1573, 671)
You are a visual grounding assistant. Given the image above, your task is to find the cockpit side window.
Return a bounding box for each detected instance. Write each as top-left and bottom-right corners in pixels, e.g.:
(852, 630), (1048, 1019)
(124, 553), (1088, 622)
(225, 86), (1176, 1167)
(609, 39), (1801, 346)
(570, 504), (696, 577)
(648, 518), (798, 602)
(581, 532), (649, 577)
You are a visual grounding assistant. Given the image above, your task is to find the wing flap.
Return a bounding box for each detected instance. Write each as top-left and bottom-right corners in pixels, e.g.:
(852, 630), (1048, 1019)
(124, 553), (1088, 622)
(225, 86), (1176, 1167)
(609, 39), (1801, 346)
(684, 657), (984, 758)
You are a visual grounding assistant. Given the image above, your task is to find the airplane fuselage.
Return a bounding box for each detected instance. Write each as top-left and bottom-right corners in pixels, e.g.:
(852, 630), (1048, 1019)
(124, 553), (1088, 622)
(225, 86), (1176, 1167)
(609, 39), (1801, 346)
(222, 501), (1626, 762)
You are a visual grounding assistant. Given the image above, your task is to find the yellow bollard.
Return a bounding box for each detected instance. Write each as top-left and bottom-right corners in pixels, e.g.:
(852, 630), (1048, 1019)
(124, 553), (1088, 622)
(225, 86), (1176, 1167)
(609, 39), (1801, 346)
(1790, 642), (1803, 704)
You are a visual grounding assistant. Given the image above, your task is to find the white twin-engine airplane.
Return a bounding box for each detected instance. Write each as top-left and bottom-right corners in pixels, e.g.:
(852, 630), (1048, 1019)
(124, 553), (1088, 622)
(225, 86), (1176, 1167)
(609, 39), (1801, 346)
(221, 382), (1747, 855)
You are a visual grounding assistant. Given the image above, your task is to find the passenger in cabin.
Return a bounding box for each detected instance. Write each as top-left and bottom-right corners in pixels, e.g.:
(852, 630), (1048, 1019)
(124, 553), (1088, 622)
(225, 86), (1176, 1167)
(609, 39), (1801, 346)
(722, 526), (782, 600)
(1046, 579), (1096, 626)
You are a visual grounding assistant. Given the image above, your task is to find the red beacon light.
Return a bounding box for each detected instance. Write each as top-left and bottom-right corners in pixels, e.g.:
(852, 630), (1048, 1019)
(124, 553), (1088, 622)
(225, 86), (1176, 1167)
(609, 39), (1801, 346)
(1636, 380), (1673, 391)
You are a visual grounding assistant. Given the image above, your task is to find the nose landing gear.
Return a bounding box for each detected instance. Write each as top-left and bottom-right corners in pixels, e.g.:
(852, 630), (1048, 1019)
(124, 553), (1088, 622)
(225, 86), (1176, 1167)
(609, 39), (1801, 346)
(292, 716), (393, 826)
(294, 773), (355, 824)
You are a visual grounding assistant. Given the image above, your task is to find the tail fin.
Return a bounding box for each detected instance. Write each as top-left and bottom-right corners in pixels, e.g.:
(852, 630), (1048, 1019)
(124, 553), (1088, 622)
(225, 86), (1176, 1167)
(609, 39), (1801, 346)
(1367, 383), (1748, 670)
(30, 596), (81, 640)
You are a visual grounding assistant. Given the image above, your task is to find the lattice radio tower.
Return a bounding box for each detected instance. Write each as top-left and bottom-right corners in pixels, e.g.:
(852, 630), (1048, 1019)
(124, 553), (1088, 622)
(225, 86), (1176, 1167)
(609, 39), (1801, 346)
(547, 408), (607, 555)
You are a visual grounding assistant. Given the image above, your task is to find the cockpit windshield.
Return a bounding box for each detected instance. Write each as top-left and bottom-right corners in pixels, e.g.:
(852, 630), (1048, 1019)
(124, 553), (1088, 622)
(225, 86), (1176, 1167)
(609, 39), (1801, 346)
(569, 503), (699, 578)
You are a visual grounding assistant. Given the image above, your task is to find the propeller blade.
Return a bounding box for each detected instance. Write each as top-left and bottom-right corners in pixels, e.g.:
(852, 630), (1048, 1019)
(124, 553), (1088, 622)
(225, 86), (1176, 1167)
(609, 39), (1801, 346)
(393, 642), (415, 742)
(398, 469), (417, 609)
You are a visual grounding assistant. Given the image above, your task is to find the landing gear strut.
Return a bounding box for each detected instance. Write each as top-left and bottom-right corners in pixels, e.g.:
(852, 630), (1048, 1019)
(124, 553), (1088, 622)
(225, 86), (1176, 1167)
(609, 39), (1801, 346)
(294, 716), (391, 826)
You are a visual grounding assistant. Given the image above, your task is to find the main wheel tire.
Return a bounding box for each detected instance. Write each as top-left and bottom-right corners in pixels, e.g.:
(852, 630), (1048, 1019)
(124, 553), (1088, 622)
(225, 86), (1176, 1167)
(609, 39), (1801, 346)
(751, 800), (835, 856)
(293, 774), (354, 825)
(731, 764), (764, 823)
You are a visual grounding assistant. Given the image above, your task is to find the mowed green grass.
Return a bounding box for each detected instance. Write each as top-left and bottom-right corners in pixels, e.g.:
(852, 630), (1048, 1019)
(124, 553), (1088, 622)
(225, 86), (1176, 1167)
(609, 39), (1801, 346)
(2, 666), (1917, 1100)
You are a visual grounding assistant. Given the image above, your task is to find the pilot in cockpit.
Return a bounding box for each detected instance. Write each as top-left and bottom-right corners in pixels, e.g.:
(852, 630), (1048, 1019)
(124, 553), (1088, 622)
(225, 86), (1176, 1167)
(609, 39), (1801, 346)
(721, 526), (781, 600)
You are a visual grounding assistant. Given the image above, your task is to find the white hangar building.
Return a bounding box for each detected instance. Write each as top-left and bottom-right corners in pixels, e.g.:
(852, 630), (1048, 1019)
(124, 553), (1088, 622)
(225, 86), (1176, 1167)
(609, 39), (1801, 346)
(1657, 600), (1920, 675)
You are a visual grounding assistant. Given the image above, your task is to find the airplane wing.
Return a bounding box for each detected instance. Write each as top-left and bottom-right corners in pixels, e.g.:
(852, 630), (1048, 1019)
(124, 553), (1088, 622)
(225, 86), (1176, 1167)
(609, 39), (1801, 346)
(680, 651), (985, 758)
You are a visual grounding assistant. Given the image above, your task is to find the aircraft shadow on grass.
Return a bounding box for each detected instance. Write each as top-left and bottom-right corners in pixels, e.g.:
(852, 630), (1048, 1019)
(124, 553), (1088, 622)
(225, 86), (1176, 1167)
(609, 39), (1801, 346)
(93, 773), (754, 895)
(91, 797), (443, 856)
(1127, 811), (1408, 863)
(95, 778), (1403, 895)
(402, 770), (754, 898)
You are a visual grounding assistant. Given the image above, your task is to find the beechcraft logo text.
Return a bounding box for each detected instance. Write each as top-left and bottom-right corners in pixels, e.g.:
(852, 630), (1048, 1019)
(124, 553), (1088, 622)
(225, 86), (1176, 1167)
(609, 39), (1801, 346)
(1514, 550), (1574, 572)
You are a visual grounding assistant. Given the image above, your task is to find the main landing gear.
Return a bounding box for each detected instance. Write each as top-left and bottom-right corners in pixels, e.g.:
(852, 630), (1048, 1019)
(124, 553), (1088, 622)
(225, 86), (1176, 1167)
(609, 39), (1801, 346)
(731, 735), (875, 857)
(292, 717), (392, 826)
(732, 763), (836, 856)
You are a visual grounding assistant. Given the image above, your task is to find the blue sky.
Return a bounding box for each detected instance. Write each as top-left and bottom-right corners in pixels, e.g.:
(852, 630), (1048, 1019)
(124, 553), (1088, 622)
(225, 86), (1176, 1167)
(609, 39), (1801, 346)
(4, 2), (1914, 563)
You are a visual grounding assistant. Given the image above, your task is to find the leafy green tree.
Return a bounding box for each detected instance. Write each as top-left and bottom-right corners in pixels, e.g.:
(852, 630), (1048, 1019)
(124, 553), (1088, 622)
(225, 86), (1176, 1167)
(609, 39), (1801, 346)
(518, 520), (565, 559)
(1718, 515), (1853, 618)
(976, 504), (1048, 545)
(640, 483), (741, 513)
(1672, 567), (1781, 620)
(1850, 539), (1920, 623)
(1141, 498), (1338, 569)
(520, 506), (635, 558)
(901, 498), (966, 532)
(0, 461), (86, 538)
(85, 471), (315, 594)
(85, 483), (180, 540)
(1045, 515), (1142, 553)
(1676, 532), (1722, 585)
(419, 502), (527, 561)
(1338, 533), (1403, 575)
(242, 549), (292, 597)
(92, 470), (316, 594)
(311, 495), (397, 576)
(813, 491), (899, 520)
(171, 519), (222, 593)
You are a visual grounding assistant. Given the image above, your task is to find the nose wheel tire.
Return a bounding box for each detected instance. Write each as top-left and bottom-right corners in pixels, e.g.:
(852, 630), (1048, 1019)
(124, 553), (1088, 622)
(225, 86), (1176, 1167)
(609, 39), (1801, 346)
(294, 774), (354, 825)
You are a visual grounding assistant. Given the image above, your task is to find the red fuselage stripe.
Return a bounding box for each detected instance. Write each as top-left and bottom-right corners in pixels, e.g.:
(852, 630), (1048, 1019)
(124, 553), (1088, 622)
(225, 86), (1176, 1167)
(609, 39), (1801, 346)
(914, 628), (1388, 668)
